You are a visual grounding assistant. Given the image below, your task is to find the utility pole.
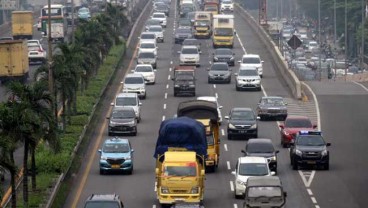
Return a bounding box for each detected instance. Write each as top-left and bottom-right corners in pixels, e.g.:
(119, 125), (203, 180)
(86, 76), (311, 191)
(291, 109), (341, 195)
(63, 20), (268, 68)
(318, 0), (322, 80)
(47, 0), (53, 93)
(345, 0), (348, 80)
(334, 0), (336, 45)
(71, 0), (75, 43)
(361, 0), (365, 70)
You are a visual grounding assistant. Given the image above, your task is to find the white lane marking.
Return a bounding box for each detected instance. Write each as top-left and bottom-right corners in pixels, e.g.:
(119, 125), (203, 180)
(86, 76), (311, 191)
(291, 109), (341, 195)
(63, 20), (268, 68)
(301, 82), (321, 130)
(152, 205), (156, 208)
(215, 93), (218, 99)
(315, 206), (320, 208)
(221, 129), (225, 136)
(169, 67), (172, 72)
(154, 182), (157, 192)
(163, 104), (166, 109)
(164, 93), (167, 99)
(168, 75), (171, 80)
(170, 61), (173, 65)
(233, 204), (238, 208)
(166, 84), (169, 89)
(162, 116), (165, 121)
(213, 84), (216, 89)
(227, 161), (231, 170)
(224, 143), (228, 151)
(230, 181), (234, 191)
(298, 170), (316, 187)
(353, 81), (368, 92)
(307, 189), (313, 196)
(209, 61), (212, 64)
(311, 197), (317, 204)
(235, 30), (246, 53)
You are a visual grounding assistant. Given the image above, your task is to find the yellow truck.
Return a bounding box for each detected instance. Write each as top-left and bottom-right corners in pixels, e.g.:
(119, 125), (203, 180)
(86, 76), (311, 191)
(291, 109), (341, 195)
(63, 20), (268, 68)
(193, 12), (212, 39)
(154, 117), (206, 207)
(0, 40), (29, 83)
(11, 11), (34, 40)
(213, 14), (235, 48)
(177, 100), (220, 172)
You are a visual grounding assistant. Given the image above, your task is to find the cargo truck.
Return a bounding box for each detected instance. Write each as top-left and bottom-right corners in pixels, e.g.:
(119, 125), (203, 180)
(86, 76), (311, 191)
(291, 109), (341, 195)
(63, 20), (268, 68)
(0, 40), (29, 83)
(177, 100), (220, 173)
(154, 117), (207, 207)
(11, 11), (34, 40)
(203, 0), (219, 15)
(194, 12), (212, 39)
(172, 66), (196, 97)
(213, 14), (234, 48)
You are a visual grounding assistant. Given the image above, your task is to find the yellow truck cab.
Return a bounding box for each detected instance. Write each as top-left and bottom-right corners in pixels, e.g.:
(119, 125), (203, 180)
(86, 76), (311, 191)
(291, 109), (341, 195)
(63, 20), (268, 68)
(213, 14), (234, 48)
(194, 12), (212, 39)
(11, 11), (34, 40)
(154, 117), (207, 207)
(177, 100), (220, 172)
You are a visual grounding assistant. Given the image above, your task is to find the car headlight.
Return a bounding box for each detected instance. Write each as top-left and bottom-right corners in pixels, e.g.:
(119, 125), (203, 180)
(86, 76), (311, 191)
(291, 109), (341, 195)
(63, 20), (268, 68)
(124, 156), (131, 160)
(250, 123), (257, 129)
(283, 131), (290, 136)
(228, 123), (236, 129)
(174, 84), (180, 87)
(161, 187), (169, 194)
(270, 156), (276, 161)
(175, 34), (180, 38)
(191, 186), (199, 194)
(126, 120), (135, 125)
(230, 57), (234, 60)
(295, 149), (302, 156)
(189, 84), (195, 87)
(100, 156), (107, 160)
(109, 121), (118, 125)
(321, 149), (328, 156)
(236, 179), (246, 186)
(214, 57), (219, 61)
(139, 87), (145, 91)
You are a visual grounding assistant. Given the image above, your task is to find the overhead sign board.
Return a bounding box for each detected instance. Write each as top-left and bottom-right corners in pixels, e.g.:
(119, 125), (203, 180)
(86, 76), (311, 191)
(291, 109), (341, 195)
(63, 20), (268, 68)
(0, 0), (18, 10)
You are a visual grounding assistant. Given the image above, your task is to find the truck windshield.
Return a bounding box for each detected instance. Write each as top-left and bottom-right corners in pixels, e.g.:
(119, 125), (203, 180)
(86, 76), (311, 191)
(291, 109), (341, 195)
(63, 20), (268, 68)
(195, 20), (209, 26)
(163, 165), (197, 176)
(214, 28), (233, 36)
(205, 5), (217, 11)
(247, 186), (282, 197)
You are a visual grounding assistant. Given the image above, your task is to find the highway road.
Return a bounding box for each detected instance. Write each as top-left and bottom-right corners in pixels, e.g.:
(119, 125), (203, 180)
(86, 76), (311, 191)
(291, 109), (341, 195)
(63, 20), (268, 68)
(59, 2), (368, 208)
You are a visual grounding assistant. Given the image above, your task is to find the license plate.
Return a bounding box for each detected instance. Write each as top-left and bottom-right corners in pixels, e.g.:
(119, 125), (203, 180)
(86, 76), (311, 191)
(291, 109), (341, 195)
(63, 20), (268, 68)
(307, 161), (316, 164)
(111, 164), (120, 169)
(239, 130), (246, 133)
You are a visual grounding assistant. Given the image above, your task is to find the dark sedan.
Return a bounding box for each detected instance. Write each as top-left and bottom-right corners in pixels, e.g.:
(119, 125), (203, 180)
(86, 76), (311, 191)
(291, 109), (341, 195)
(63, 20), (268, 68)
(256, 96), (288, 121)
(207, 62), (231, 83)
(107, 107), (138, 136)
(213, 48), (235, 66)
(225, 107), (259, 140)
(174, 27), (193, 44)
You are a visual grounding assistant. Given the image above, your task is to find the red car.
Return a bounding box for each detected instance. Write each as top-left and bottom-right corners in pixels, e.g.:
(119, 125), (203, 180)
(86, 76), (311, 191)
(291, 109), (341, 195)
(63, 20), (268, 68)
(279, 116), (317, 147)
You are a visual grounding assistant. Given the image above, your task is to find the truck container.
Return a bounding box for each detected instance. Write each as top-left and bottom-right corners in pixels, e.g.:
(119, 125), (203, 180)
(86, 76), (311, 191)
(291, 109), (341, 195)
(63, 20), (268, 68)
(0, 40), (29, 83)
(172, 66), (196, 97)
(203, 0), (219, 16)
(177, 100), (220, 172)
(11, 11), (34, 40)
(194, 12), (212, 39)
(154, 117), (207, 207)
(213, 14), (234, 48)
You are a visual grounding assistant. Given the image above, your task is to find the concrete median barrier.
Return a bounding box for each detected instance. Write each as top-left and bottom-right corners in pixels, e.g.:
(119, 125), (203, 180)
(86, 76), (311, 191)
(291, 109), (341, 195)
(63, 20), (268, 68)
(235, 4), (302, 99)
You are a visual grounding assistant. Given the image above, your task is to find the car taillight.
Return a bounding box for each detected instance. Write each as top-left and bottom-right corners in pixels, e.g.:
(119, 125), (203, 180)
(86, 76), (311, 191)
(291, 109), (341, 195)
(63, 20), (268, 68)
(38, 48), (43, 52)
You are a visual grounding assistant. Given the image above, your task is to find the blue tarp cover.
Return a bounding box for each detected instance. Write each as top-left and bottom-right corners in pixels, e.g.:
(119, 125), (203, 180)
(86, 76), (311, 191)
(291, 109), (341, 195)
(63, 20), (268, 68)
(154, 117), (207, 158)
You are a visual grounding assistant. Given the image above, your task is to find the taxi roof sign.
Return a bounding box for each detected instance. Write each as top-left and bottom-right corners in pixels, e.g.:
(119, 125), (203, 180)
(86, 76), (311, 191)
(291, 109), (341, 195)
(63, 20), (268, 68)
(299, 131), (322, 136)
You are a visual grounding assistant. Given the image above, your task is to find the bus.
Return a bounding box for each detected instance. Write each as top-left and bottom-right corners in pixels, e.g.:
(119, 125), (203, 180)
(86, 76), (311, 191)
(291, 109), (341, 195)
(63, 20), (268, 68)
(40, 4), (67, 42)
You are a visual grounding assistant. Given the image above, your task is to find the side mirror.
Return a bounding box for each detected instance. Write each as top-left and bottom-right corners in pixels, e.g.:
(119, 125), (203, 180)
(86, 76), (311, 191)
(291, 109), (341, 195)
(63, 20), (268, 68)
(229, 68), (232, 71)
(98, 149), (101, 153)
(326, 143), (331, 147)
(206, 68), (210, 71)
(233, 31), (236, 35)
(177, 51), (181, 54)
(241, 150), (246, 154)
(131, 70), (135, 73)
(270, 171), (276, 176)
(106, 117), (110, 119)
(231, 171), (236, 175)
(234, 73), (238, 76)
(171, 77), (175, 81)
(261, 60), (264, 63)
(218, 106), (223, 109)
(199, 51), (202, 54)
(237, 60), (241, 63)
(275, 150), (280, 154)
(155, 168), (159, 175)
(139, 102), (142, 106)
(285, 102), (288, 105)
(131, 149), (134, 153)
(279, 124), (284, 129)
(256, 116), (261, 120)
(110, 102), (114, 106)
(120, 81), (124, 84)
(289, 139), (295, 145)
(201, 169), (205, 176)
(224, 116), (229, 119)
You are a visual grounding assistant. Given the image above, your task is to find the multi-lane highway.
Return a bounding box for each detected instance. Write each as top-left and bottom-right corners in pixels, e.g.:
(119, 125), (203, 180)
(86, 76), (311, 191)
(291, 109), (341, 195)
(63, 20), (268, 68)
(61, 1), (368, 208)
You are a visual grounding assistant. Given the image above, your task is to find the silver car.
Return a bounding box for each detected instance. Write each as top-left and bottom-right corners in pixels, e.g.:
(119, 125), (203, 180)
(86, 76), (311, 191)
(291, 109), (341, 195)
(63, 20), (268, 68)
(122, 74), (147, 99)
(256, 96), (288, 121)
(137, 51), (157, 69)
(147, 25), (164, 43)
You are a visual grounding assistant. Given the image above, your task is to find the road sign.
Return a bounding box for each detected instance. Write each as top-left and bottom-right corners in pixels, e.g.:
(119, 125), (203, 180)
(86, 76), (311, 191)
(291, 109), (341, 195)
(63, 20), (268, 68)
(0, 0), (17, 10)
(287, 35), (302, 50)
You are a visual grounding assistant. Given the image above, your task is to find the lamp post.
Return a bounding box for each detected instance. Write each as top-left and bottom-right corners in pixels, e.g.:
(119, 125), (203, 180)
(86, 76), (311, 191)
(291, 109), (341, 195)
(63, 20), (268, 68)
(47, 0), (53, 93)
(318, 0), (322, 80)
(361, 0), (365, 70)
(345, 0), (348, 80)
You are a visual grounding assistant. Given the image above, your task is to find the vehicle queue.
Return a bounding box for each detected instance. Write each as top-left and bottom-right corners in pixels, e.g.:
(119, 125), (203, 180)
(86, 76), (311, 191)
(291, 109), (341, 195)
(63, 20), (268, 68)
(82, 0), (331, 207)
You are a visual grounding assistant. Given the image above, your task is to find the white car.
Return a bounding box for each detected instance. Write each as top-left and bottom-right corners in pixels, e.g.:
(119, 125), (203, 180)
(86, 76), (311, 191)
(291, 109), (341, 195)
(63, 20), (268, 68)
(220, 0), (233, 12)
(178, 45), (200, 66)
(147, 25), (164, 43)
(235, 66), (261, 91)
(138, 42), (158, 56)
(196, 96), (223, 124)
(139, 32), (157, 45)
(132, 64), (156, 84)
(232, 156), (275, 199)
(27, 44), (47, 64)
(308, 41), (319, 51)
(151, 12), (167, 28)
(238, 54), (264, 78)
(111, 93), (142, 122)
(122, 74), (147, 99)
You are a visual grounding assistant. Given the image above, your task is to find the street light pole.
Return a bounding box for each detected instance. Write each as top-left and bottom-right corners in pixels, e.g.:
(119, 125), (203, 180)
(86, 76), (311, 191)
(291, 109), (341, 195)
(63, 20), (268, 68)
(334, 0), (337, 45)
(361, 0), (365, 70)
(318, 0), (322, 80)
(47, 0), (53, 93)
(345, 0), (348, 80)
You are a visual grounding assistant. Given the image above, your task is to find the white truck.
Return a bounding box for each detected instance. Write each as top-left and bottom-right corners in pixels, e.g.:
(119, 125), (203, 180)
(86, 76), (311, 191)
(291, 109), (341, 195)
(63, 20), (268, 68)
(46, 22), (65, 42)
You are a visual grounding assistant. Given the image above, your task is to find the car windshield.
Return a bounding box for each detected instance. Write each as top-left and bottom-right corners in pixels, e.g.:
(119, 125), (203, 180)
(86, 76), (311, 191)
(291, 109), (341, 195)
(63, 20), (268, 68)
(247, 143), (274, 153)
(28, 46), (40, 51)
(183, 39), (198, 46)
(285, 118), (312, 128)
(111, 110), (135, 119)
(146, 19), (160, 26)
(177, 28), (191, 34)
(215, 49), (232, 55)
(103, 143), (130, 153)
(153, 14), (165, 18)
(135, 66), (153, 72)
(296, 135), (325, 146)
(231, 110), (255, 120)
(163, 164), (197, 176)
(116, 97), (137, 106)
(79, 8), (89, 13)
(156, 5), (167, 9)
(141, 34), (155, 39)
(243, 57), (260, 64)
(247, 187), (282, 198)
(182, 48), (198, 54)
(261, 98), (284, 105)
(179, 19), (191, 26)
(309, 42), (318, 47)
(138, 52), (155, 58)
(239, 70), (258, 76)
(84, 201), (120, 208)
(140, 43), (155, 48)
(211, 64), (228, 71)
(149, 27), (162, 32)
(125, 77), (144, 84)
(239, 163), (269, 176)
(222, 0), (232, 4)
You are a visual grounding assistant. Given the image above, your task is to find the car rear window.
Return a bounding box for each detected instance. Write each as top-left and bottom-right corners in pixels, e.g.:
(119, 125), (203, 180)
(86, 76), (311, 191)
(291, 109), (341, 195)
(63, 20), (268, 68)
(285, 118), (312, 128)
(246, 142), (274, 153)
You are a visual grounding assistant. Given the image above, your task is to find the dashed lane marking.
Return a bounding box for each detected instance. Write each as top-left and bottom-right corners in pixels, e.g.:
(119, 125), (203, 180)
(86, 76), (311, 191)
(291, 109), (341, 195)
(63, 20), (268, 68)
(233, 204), (238, 208)
(215, 92), (218, 99)
(170, 61), (173, 65)
(230, 181), (234, 191)
(311, 197), (317, 204)
(168, 75), (171, 80)
(213, 84), (216, 89)
(307, 189), (313, 196)
(164, 93), (167, 99)
(227, 161), (231, 170)
(298, 170), (316, 188)
(166, 84), (169, 89)
(162, 116), (165, 121)
(224, 143), (228, 151)
(169, 67), (172, 72)
(221, 129), (225, 136)
(163, 104), (166, 109)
